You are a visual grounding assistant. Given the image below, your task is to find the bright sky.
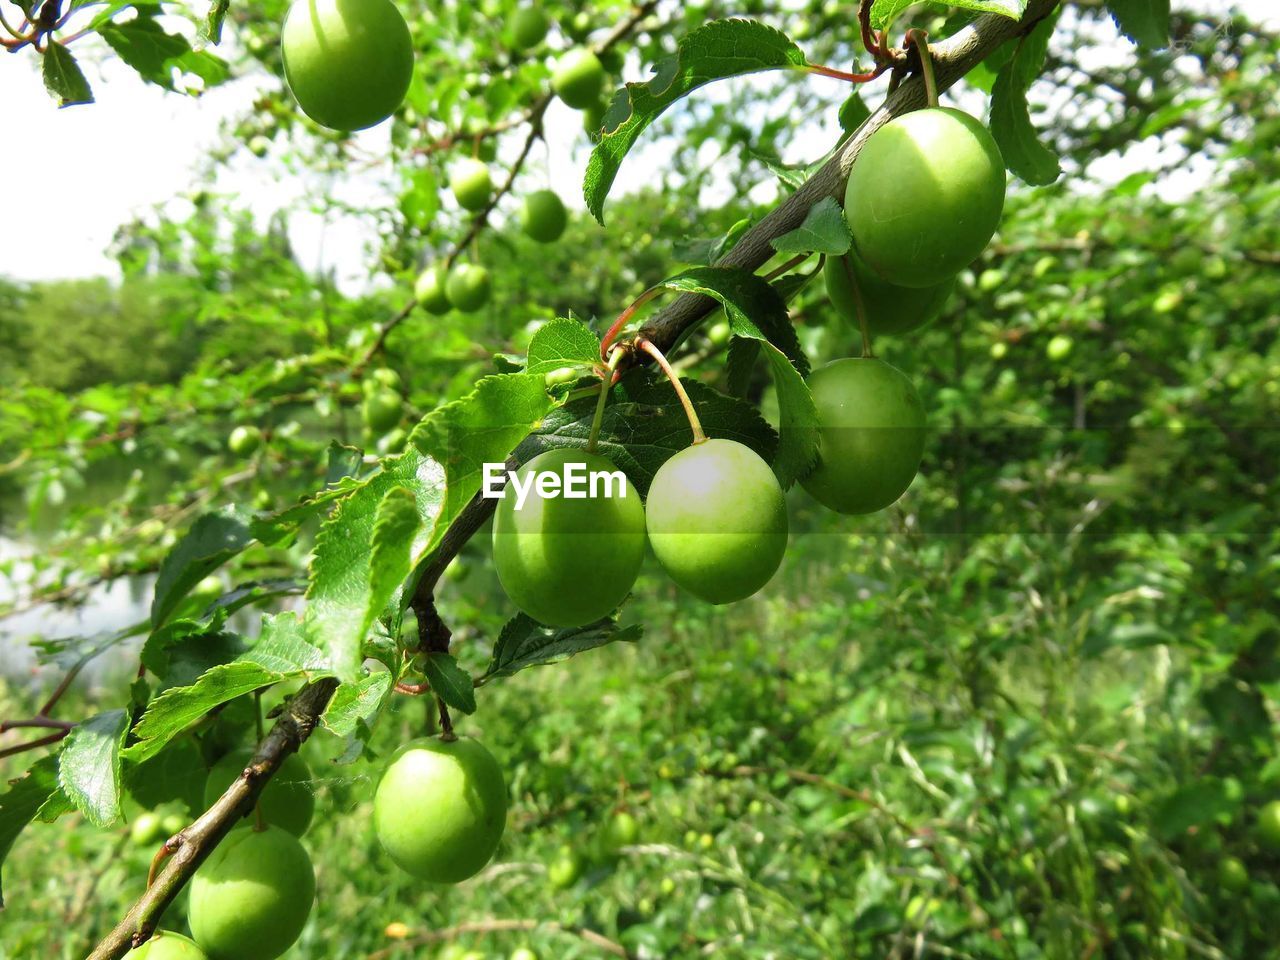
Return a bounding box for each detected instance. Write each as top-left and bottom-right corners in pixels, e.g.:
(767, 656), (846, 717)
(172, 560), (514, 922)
(1, 1), (1274, 294)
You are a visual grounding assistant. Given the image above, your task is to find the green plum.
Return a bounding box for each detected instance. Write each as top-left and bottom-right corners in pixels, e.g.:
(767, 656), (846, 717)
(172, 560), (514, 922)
(602, 810), (640, 853)
(363, 387), (403, 433)
(1046, 334), (1074, 361)
(552, 48), (606, 109)
(188, 825), (314, 960)
(203, 749), (315, 837)
(161, 812), (187, 835)
(520, 190), (567, 243)
(227, 425), (262, 456)
(510, 7), (548, 49)
(824, 251), (954, 336)
(450, 157), (493, 212)
(370, 366), (401, 390)
(373, 737), (507, 883)
(134, 931), (209, 960)
(415, 265), (452, 314)
(281, 0), (413, 132)
(801, 358), (926, 515)
(646, 439), (787, 604)
(582, 97), (608, 139)
(547, 845), (583, 888)
(445, 263), (492, 313)
(845, 107), (1005, 287)
(130, 812), (165, 846)
(510, 948), (539, 960)
(493, 448), (646, 627)
(1257, 800), (1280, 851)
(1218, 855), (1249, 892)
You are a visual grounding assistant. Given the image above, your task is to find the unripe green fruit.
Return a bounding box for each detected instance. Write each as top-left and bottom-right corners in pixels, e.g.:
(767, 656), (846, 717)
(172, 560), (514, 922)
(552, 48), (606, 109)
(845, 107), (1005, 287)
(707, 320), (731, 346)
(1257, 800), (1280, 851)
(602, 810), (639, 852)
(281, 0), (413, 132)
(547, 845), (583, 888)
(415, 265), (452, 314)
(646, 439), (787, 604)
(188, 825), (314, 960)
(493, 449), (646, 627)
(203, 749), (315, 837)
(445, 263), (492, 313)
(378, 427), (408, 454)
(227, 425), (262, 456)
(373, 737), (507, 883)
(510, 7), (548, 49)
(824, 252), (954, 336)
(161, 813), (187, 835)
(582, 98), (608, 138)
(801, 358), (926, 515)
(363, 387), (403, 433)
(131, 812), (165, 846)
(370, 366), (401, 390)
(134, 931), (209, 960)
(510, 949), (539, 960)
(1218, 855), (1249, 892)
(1046, 334), (1074, 361)
(520, 190), (568, 243)
(450, 158), (493, 212)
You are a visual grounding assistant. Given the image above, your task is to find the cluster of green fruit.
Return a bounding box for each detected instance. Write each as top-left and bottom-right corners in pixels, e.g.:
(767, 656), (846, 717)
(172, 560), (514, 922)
(806, 105), (1007, 514)
(134, 749), (316, 960)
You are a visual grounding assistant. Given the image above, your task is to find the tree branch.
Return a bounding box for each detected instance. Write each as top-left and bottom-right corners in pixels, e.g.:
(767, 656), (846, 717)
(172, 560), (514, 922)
(86, 677), (339, 960)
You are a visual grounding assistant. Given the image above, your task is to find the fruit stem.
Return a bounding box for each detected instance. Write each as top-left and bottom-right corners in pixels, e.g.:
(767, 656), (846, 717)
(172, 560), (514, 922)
(437, 697), (455, 741)
(600, 284), (663, 359)
(906, 30), (939, 107)
(587, 347), (626, 454)
(763, 252), (812, 282)
(636, 338), (707, 445)
(804, 62), (888, 85)
(840, 255), (875, 358)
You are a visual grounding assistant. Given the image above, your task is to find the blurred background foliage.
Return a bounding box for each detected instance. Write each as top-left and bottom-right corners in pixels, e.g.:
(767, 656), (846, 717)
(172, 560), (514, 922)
(2, 0), (1279, 958)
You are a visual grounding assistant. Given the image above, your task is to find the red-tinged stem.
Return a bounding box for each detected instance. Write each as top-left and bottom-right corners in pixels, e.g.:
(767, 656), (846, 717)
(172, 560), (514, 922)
(805, 62), (889, 85)
(858, 0), (891, 64)
(840, 255), (875, 358)
(587, 347), (627, 454)
(600, 285), (665, 360)
(395, 679), (431, 695)
(0, 716), (73, 732)
(636, 339), (706, 445)
(146, 838), (179, 888)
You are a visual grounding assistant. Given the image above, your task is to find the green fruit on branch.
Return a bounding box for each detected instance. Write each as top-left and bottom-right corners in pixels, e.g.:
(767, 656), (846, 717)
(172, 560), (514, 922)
(281, 0), (413, 132)
(450, 157), (493, 212)
(510, 948), (539, 960)
(1257, 800), (1280, 851)
(363, 387), (404, 433)
(161, 813), (187, 835)
(602, 809), (640, 853)
(510, 7), (548, 49)
(552, 48), (606, 109)
(801, 358), (926, 515)
(203, 749), (315, 837)
(520, 189), (568, 243)
(373, 737), (508, 883)
(378, 427), (409, 455)
(492, 448), (646, 627)
(445, 263), (492, 313)
(582, 97), (608, 139)
(227, 425), (262, 456)
(547, 845), (583, 888)
(824, 251), (955, 336)
(415, 265), (452, 315)
(134, 931), (209, 960)
(844, 107), (1005, 288)
(1046, 334), (1074, 361)
(369, 366), (401, 391)
(188, 825), (314, 960)
(646, 438), (787, 604)
(130, 812), (165, 846)
(1217, 855), (1249, 892)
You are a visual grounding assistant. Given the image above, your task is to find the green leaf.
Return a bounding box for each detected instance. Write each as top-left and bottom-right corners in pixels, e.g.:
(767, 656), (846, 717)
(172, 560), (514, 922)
(990, 15), (1061, 186)
(99, 5), (230, 92)
(364, 486), (422, 641)
(770, 199), (851, 257)
(41, 42), (94, 108)
(141, 617), (249, 690)
(1106, 0), (1170, 48)
(1152, 777), (1243, 841)
(244, 612), (330, 674)
(151, 508), (253, 628)
(652, 268), (817, 486)
(524, 372), (777, 496)
(325, 442), (364, 486)
(251, 478), (362, 546)
(125, 738), (206, 817)
(870, 0), (1027, 30)
(123, 662), (284, 763)
(838, 91), (872, 133)
(408, 373), (553, 546)
(58, 709), (130, 827)
(305, 446), (446, 680)
(0, 757), (61, 907)
(201, 0), (231, 44)
(483, 615), (642, 682)
(422, 653), (476, 715)
(323, 672), (394, 738)
(526, 318), (603, 375)
(585, 19), (806, 222)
